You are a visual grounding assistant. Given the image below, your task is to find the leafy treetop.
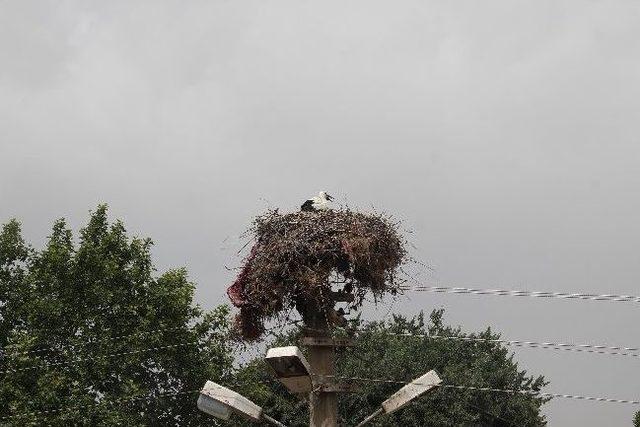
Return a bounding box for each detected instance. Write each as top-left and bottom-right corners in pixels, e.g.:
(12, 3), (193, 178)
(0, 205), (233, 426)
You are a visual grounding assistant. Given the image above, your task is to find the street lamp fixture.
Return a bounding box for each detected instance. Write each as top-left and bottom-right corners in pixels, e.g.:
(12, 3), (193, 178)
(265, 346), (313, 393)
(356, 370), (442, 426)
(197, 381), (287, 427)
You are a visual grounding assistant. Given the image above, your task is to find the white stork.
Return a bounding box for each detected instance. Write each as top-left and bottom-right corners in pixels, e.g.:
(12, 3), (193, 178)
(301, 191), (334, 212)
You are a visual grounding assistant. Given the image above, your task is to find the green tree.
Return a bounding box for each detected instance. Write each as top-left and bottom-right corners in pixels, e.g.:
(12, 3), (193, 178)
(236, 310), (549, 426)
(0, 206), (234, 426)
(634, 411), (639, 427)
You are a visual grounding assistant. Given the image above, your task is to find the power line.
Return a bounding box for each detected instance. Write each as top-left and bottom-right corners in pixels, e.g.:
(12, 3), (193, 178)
(321, 375), (640, 405)
(2, 325), (189, 357)
(387, 333), (640, 358)
(0, 341), (198, 374)
(0, 388), (200, 421)
(440, 384), (640, 405)
(399, 285), (640, 303)
(0, 379), (278, 422)
(290, 325), (640, 358)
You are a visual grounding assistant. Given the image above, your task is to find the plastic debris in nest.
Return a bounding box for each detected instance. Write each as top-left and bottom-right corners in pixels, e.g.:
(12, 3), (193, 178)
(227, 209), (407, 340)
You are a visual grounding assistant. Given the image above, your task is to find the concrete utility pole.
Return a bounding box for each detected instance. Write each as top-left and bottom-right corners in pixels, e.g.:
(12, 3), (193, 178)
(299, 289), (356, 427)
(305, 308), (338, 427)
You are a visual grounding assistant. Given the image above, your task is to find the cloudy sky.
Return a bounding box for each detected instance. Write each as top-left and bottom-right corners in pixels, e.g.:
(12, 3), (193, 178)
(1, 1), (639, 424)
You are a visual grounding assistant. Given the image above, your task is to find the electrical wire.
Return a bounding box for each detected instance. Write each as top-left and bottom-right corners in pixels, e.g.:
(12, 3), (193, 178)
(0, 379), (279, 422)
(0, 341), (199, 374)
(387, 333), (640, 358)
(399, 285), (640, 303)
(320, 375), (640, 405)
(2, 325), (189, 357)
(0, 389), (200, 421)
(440, 384), (640, 405)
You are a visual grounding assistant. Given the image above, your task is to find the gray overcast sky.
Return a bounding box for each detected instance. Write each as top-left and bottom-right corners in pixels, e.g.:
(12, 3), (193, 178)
(1, 1), (639, 425)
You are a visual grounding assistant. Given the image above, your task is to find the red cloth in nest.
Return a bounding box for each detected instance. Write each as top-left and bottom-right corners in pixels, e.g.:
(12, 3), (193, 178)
(226, 244), (258, 307)
(226, 280), (245, 307)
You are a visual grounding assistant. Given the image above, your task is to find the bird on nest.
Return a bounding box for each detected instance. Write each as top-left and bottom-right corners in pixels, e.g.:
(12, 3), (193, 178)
(301, 191), (334, 212)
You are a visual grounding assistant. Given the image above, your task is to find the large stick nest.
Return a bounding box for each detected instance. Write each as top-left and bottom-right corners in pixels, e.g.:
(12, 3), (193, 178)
(227, 209), (407, 340)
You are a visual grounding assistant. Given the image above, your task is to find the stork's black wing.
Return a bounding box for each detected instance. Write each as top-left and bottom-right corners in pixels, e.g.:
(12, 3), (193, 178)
(301, 200), (315, 211)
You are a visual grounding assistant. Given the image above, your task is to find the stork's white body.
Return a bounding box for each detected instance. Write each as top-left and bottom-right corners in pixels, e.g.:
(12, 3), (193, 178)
(301, 191), (333, 211)
(311, 192), (331, 210)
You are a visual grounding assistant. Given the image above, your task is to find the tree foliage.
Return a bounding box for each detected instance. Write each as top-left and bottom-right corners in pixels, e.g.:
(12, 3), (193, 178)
(236, 310), (549, 426)
(634, 411), (640, 427)
(0, 206), (233, 426)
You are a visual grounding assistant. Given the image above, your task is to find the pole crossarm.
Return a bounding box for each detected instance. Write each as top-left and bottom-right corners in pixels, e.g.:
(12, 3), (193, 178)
(311, 375), (360, 393)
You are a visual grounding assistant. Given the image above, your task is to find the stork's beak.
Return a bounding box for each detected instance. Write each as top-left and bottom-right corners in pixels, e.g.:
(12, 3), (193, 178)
(326, 194), (334, 201)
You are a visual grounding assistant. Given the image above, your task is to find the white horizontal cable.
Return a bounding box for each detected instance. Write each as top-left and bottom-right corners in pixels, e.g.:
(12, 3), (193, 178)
(399, 285), (640, 303)
(2, 326), (188, 357)
(0, 341), (198, 374)
(0, 388), (200, 421)
(440, 384), (640, 405)
(281, 325), (640, 358)
(388, 333), (640, 358)
(321, 375), (640, 405)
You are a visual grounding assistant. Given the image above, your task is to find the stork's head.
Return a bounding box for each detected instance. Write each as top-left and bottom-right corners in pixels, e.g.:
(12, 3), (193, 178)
(319, 191), (334, 201)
